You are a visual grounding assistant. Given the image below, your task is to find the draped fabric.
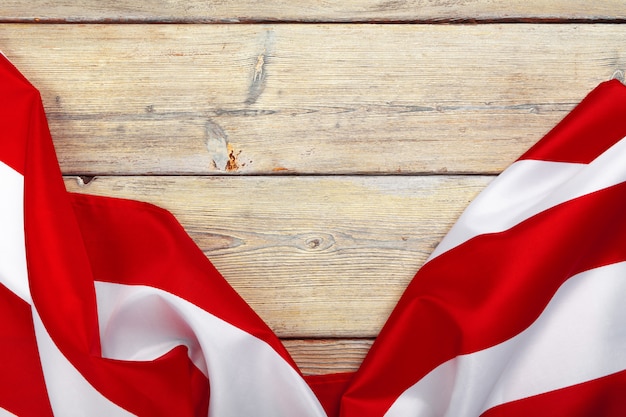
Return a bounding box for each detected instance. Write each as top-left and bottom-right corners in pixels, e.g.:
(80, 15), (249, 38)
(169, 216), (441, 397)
(1, 54), (625, 416)
(342, 77), (626, 417)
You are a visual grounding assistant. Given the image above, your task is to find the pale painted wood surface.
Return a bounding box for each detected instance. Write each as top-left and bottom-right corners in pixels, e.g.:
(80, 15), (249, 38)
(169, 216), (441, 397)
(64, 175), (483, 374)
(3, 24), (625, 175)
(64, 175), (491, 337)
(3, 5), (625, 376)
(284, 339), (373, 376)
(2, 0), (626, 22)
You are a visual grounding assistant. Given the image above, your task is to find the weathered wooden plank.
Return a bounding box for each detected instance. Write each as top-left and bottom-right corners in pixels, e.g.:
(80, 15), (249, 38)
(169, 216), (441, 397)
(64, 175), (492, 337)
(3, 24), (625, 175)
(1, 0), (626, 23)
(284, 339), (373, 375)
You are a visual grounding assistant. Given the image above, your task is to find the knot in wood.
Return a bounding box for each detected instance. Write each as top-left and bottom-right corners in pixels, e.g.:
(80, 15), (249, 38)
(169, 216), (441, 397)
(306, 237), (322, 249)
(297, 233), (335, 252)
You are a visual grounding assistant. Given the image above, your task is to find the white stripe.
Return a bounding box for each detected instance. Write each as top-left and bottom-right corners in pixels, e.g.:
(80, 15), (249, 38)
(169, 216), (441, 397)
(430, 135), (626, 260)
(384, 261), (626, 417)
(95, 281), (327, 417)
(0, 162), (30, 303)
(32, 309), (137, 417)
(0, 407), (18, 417)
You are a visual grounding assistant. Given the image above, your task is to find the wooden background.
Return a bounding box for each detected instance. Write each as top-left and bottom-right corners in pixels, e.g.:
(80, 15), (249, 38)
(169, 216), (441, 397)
(1, 1), (625, 376)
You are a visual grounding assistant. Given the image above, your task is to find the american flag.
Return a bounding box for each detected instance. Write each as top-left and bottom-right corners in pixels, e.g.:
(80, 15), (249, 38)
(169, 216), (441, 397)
(1, 53), (625, 417)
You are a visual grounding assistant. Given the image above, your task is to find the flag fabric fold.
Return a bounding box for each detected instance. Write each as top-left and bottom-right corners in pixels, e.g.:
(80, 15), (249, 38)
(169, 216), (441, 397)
(0, 54), (326, 417)
(1, 53), (625, 417)
(340, 79), (626, 417)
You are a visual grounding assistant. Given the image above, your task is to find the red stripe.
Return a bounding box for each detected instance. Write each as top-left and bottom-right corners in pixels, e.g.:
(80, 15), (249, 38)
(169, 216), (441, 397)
(519, 80), (626, 163)
(23, 95), (101, 357)
(480, 369), (626, 417)
(69, 191), (297, 370)
(26, 179), (212, 414)
(95, 347), (210, 417)
(343, 181), (626, 416)
(305, 373), (354, 417)
(70, 191), (306, 415)
(19, 77), (211, 415)
(0, 283), (53, 416)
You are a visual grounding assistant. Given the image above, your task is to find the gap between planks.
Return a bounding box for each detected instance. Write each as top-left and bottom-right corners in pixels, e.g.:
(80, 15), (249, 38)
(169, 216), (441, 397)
(2, 0), (626, 23)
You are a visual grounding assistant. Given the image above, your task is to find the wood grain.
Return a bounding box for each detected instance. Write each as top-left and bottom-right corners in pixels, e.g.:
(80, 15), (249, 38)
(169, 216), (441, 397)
(284, 339), (373, 375)
(3, 24), (624, 175)
(64, 174), (492, 337)
(6, 2), (625, 377)
(2, 0), (626, 23)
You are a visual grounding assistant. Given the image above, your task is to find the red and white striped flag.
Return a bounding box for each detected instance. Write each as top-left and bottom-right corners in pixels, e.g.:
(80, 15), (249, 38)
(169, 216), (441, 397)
(0, 54), (327, 417)
(2, 52), (626, 417)
(341, 79), (626, 416)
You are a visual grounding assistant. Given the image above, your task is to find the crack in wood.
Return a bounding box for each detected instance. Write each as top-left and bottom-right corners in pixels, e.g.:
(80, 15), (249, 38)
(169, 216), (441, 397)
(245, 30), (274, 105)
(205, 120), (231, 171)
(205, 120), (243, 171)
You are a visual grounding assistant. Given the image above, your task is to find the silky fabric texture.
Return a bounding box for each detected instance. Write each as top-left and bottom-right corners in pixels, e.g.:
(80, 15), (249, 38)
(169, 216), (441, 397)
(2, 53), (626, 417)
